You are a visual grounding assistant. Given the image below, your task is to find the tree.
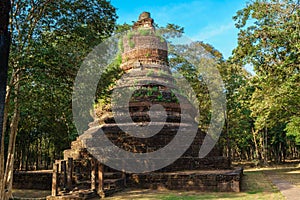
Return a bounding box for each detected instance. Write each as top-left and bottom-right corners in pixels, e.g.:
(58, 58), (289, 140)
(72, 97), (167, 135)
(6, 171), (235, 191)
(0, 0), (11, 199)
(0, 0), (10, 149)
(0, 1), (117, 199)
(232, 0), (300, 163)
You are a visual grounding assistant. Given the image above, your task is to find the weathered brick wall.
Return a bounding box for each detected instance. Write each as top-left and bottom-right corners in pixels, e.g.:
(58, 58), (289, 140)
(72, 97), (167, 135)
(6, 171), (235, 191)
(128, 168), (243, 192)
(121, 35), (168, 71)
(122, 48), (168, 61)
(121, 48), (168, 71)
(13, 171), (52, 190)
(123, 35), (167, 52)
(102, 125), (229, 171)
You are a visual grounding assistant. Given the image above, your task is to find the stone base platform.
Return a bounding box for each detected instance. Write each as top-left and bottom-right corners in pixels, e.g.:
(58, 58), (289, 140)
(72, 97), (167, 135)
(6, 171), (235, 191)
(46, 189), (98, 200)
(128, 168), (243, 192)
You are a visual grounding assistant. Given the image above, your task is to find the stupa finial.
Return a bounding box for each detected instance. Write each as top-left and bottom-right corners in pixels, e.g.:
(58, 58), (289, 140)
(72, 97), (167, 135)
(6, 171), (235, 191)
(133, 11), (154, 30)
(138, 12), (151, 20)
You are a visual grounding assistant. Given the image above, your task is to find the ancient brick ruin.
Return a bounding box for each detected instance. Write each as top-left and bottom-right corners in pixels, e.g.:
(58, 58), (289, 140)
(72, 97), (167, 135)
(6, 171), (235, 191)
(47, 12), (242, 200)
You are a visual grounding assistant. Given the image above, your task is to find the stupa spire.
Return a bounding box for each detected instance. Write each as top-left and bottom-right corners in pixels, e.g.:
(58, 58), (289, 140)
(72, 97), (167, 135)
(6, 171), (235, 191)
(133, 11), (155, 30)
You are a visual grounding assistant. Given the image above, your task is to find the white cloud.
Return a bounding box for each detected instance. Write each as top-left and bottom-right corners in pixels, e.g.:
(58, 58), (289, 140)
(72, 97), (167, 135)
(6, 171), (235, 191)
(194, 22), (235, 41)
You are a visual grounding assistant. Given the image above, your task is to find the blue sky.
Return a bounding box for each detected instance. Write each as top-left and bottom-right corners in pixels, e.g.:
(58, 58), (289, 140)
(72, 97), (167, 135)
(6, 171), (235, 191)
(110, 0), (249, 59)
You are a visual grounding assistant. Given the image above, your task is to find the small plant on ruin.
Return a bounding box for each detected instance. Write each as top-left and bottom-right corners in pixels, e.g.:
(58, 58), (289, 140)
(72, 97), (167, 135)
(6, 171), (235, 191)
(156, 92), (164, 101)
(129, 40), (135, 48)
(146, 69), (154, 76)
(152, 86), (158, 92)
(138, 28), (151, 36)
(118, 39), (124, 53)
(147, 89), (153, 96)
(127, 31), (134, 40)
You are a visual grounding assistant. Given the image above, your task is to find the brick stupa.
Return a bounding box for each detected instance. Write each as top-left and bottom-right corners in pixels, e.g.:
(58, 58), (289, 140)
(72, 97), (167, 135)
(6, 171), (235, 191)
(48, 12), (242, 200)
(93, 11), (230, 171)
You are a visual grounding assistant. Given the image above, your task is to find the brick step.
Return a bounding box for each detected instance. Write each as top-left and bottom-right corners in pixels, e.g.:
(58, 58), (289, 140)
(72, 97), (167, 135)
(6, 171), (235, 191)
(78, 190), (98, 198)
(104, 172), (124, 179)
(104, 187), (124, 197)
(73, 177), (125, 192)
(102, 114), (196, 124)
(54, 189), (97, 199)
(104, 178), (125, 191)
(75, 180), (91, 185)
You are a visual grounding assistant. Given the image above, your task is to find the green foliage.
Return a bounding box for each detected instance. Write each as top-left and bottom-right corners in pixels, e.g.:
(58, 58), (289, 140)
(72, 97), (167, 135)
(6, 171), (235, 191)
(95, 54), (124, 102)
(8, 0), (117, 168)
(146, 89), (153, 96)
(146, 69), (154, 76)
(157, 69), (168, 76)
(231, 0), (300, 161)
(155, 32), (166, 43)
(138, 28), (151, 36)
(157, 93), (163, 101)
(286, 116), (300, 145)
(156, 23), (184, 39)
(118, 39), (124, 53)
(168, 41), (223, 128)
(115, 23), (132, 34)
(130, 87), (178, 103)
(129, 40), (135, 48)
(127, 31), (134, 40)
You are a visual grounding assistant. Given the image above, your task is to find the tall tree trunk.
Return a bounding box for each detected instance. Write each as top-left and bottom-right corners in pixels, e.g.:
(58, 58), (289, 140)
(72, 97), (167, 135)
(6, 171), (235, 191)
(259, 134), (265, 163)
(264, 127), (268, 165)
(224, 110), (231, 161)
(0, 91), (10, 199)
(3, 74), (20, 200)
(0, 0), (10, 151)
(252, 128), (260, 160)
(36, 139), (39, 170)
(0, 1), (11, 199)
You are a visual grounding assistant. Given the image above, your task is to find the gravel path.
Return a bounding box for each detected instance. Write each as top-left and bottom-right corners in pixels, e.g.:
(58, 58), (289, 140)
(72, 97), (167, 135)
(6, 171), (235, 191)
(266, 173), (300, 200)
